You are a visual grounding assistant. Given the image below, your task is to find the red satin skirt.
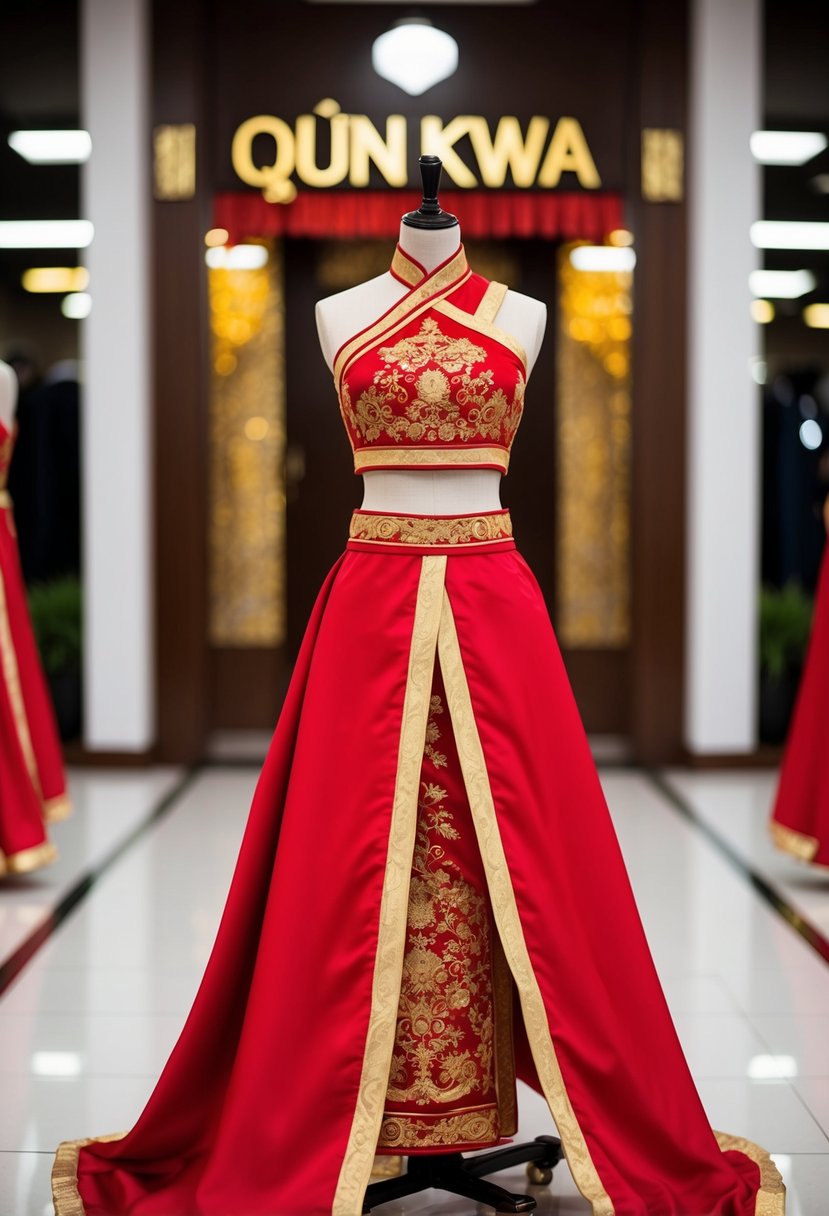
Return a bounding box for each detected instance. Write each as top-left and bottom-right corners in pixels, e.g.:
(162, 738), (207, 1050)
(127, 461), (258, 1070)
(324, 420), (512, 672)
(0, 496), (70, 876)
(54, 510), (784, 1215)
(770, 541), (829, 867)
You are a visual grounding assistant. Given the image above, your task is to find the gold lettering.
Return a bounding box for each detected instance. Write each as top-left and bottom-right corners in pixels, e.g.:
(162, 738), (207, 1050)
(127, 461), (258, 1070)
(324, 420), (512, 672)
(349, 115), (408, 188)
(420, 116), (478, 187)
(538, 117), (601, 189)
(231, 114), (296, 203)
(295, 98), (350, 189)
(467, 115), (550, 188)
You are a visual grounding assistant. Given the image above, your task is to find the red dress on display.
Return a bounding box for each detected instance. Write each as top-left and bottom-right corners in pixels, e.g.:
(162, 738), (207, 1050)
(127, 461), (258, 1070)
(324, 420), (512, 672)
(54, 246), (784, 1215)
(770, 517), (829, 868)
(0, 420), (70, 876)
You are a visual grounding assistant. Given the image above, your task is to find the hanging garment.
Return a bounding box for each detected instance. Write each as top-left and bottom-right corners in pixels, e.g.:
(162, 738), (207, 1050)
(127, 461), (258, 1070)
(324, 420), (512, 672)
(770, 527), (829, 868)
(54, 247), (784, 1215)
(0, 419), (70, 876)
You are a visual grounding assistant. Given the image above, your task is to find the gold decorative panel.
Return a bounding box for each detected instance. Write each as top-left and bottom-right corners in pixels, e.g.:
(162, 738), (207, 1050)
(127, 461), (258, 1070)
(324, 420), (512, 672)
(208, 240), (286, 646)
(153, 124), (196, 201)
(641, 128), (684, 203)
(556, 242), (632, 647)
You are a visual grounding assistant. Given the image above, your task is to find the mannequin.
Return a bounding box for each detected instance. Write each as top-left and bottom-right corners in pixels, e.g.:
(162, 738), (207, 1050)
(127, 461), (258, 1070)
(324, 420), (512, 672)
(316, 159), (546, 516)
(0, 359), (17, 433)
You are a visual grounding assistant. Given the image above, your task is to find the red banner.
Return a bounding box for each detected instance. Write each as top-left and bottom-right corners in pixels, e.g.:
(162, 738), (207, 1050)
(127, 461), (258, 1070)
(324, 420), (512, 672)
(213, 190), (625, 242)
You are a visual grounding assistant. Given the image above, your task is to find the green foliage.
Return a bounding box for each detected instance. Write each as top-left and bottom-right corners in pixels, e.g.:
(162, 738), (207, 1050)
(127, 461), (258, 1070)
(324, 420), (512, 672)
(759, 582), (814, 678)
(26, 576), (82, 677)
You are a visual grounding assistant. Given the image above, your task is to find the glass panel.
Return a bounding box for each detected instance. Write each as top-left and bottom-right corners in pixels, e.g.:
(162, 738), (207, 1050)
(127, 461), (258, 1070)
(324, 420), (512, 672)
(208, 239), (286, 646)
(556, 241), (632, 647)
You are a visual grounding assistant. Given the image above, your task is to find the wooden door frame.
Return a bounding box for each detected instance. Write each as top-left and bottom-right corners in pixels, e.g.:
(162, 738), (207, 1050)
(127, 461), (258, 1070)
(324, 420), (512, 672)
(151, 0), (689, 765)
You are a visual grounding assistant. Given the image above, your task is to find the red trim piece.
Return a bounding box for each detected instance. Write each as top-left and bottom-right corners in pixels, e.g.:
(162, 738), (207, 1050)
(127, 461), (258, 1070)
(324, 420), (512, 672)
(214, 191), (625, 243)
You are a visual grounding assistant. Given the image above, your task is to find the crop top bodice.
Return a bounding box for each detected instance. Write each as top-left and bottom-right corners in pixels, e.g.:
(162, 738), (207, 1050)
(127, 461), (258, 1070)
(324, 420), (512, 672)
(333, 244), (527, 475)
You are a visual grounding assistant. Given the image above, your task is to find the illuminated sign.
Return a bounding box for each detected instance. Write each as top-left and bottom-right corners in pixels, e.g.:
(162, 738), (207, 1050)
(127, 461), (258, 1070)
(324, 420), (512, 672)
(232, 101), (601, 203)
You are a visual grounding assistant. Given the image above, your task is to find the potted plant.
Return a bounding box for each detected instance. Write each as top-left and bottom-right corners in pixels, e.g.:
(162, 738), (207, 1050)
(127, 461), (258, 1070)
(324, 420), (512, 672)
(758, 582), (814, 744)
(27, 575), (82, 741)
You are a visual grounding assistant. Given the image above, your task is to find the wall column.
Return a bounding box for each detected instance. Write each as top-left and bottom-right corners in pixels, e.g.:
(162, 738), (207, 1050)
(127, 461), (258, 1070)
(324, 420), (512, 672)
(80, 0), (153, 751)
(686, 0), (762, 754)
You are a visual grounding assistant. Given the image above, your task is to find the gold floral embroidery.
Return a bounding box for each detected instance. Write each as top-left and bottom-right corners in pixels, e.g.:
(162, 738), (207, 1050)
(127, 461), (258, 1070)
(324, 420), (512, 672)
(349, 511), (513, 548)
(379, 692), (500, 1152)
(379, 1107), (499, 1149)
(343, 316), (524, 449)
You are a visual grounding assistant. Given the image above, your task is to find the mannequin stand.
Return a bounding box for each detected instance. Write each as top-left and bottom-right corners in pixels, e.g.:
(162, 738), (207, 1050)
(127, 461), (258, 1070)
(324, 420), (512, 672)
(362, 1135), (563, 1213)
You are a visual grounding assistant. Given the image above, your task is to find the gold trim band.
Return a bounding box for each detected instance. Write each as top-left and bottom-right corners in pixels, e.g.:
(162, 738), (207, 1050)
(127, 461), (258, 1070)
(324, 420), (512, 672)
(769, 819), (820, 864)
(45, 793), (73, 823)
(0, 567), (42, 796)
(52, 1133), (127, 1216)
(333, 555), (447, 1215)
(0, 490), (11, 509)
(436, 590), (614, 1215)
(0, 839), (57, 876)
(349, 511), (513, 549)
(354, 446), (510, 474)
(714, 1132), (785, 1215)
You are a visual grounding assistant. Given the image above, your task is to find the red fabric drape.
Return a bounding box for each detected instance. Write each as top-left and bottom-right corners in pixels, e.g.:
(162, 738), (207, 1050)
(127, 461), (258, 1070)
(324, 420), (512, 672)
(213, 191), (624, 243)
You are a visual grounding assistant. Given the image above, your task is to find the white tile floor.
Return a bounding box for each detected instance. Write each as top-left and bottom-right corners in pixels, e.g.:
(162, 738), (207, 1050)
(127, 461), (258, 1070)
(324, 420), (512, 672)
(1, 766), (828, 1214)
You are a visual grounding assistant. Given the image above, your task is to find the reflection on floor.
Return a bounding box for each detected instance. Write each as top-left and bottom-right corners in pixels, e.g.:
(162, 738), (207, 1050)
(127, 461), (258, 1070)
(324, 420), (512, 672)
(0, 767), (827, 1214)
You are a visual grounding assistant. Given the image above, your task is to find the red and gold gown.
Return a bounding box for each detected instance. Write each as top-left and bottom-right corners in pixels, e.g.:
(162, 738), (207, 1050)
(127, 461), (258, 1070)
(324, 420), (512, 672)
(54, 246), (784, 1214)
(770, 510), (829, 868)
(0, 419), (70, 876)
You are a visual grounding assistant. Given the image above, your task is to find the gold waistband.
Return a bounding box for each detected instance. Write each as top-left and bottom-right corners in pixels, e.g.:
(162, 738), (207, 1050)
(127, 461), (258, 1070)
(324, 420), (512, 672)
(0, 490), (11, 509)
(349, 510), (514, 549)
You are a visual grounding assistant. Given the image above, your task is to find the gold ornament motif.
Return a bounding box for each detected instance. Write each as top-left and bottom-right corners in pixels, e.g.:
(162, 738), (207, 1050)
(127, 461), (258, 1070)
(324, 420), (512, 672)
(349, 511), (513, 548)
(343, 316), (524, 450)
(379, 1107), (499, 1149)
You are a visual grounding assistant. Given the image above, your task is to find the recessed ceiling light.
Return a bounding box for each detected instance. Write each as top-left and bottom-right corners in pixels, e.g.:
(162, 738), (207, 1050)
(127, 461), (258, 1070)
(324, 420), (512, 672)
(0, 220), (94, 249)
(750, 221), (829, 251)
(749, 269), (816, 299)
(8, 129), (92, 164)
(569, 246), (636, 272)
(804, 303), (829, 329)
(749, 131), (827, 166)
(372, 19), (458, 96)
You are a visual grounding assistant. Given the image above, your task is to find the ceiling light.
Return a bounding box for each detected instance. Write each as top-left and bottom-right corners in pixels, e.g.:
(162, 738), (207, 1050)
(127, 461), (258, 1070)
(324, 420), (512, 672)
(205, 244), (269, 270)
(372, 19), (458, 96)
(205, 227), (230, 247)
(0, 220), (93, 249)
(750, 131), (827, 166)
(749, 269), (815, 299)
(747, 1054), (797, 1080)
(804, 302), (829, 329)
(569, 246), (636, 273)
(607, 228), (634, 247)
(8, 129), (92, 164)
(799, 419), (823, 450)
(61, 292), (92, 319)
(31, 1051), (84, 1077)
(750, 299), (774, 324)
(22, 267), (89, 294)
(751, 221), (829, 250)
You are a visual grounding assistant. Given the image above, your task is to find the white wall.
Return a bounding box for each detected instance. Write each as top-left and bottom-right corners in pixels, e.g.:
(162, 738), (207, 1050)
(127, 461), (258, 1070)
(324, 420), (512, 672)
(81, 0), (153, 751)
(686, 0), (762, 754)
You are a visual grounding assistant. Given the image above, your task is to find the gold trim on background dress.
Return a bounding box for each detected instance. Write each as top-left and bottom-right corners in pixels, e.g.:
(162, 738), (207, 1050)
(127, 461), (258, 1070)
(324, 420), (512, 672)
(769, 820), (820, 865)
(52, 1134), (127, 1216)
(0, 839), (57, 876)
(44, 794), (73, 823)
(0, 489), (11, 508)
(435, 589), (614, 1216)
(333, 555), (447, 1215)
(714, 1132), (785, 1216)
(0, 567), (42, 795)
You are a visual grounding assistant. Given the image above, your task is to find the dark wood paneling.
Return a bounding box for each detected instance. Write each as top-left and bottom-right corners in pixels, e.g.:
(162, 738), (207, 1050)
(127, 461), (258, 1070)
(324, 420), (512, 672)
(629, 0), (689, 763)
(152, 0), (211, 761)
